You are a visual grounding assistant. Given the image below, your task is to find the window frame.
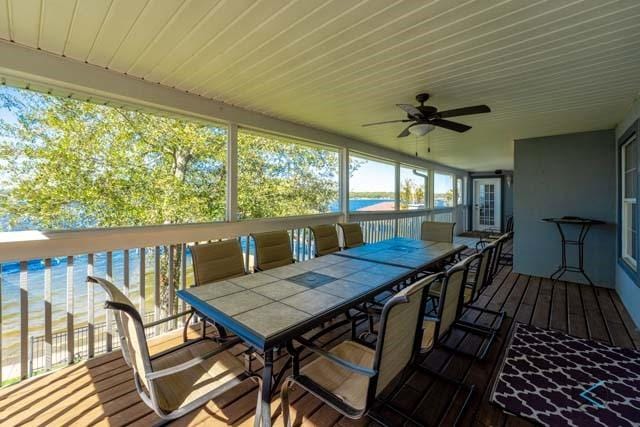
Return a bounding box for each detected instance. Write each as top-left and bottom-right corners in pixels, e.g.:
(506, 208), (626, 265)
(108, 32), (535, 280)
(398, 165), (428, 211)
(433, 171), (455, 209)
(348, 152), (397, 213)
(236, 127), (341, 220)
(619, 123), (639, 277)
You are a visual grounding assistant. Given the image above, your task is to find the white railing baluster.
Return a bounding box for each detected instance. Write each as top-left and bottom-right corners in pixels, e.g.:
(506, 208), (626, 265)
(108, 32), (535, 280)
(19, 261), (28, 379)
(44, 258), (52, 371)
(106, 252), (113, 352)
(139, 248), (146, 319)
(180, 243), (187, 317)
(0, 209), (474, 383)
(154, 246), (161, 336)
(123, 249), (130, 297)
(168, 245), (175, 330)
(87, 254), (95, 358)
(66, 256), (74, 365)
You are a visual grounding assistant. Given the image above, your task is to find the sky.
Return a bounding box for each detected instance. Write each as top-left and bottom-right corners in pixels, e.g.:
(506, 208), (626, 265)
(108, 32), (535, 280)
(349, 156), (453, 193)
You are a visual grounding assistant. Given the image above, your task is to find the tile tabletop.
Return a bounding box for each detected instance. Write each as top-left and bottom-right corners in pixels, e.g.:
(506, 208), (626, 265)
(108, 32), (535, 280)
(177, 237), (465, 350)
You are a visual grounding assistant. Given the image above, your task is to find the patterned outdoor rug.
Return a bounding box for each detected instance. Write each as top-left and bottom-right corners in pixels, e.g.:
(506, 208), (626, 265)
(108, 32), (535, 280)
(490, 322), (640, 426)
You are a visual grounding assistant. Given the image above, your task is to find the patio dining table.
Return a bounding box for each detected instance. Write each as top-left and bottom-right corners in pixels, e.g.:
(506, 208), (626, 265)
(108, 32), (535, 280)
(177, 237), (466, 426)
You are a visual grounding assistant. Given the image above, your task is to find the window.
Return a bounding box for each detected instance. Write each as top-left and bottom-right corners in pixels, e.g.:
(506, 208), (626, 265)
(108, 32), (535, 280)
(349, 155), (395, 211)
(434, 172), (454, 208)
(399, 166), (427, 210)
(0, 86), (226, 232)
(237, 129), (339, 219)
(622, 135), (637, 269)
(456, 177), (464, 205)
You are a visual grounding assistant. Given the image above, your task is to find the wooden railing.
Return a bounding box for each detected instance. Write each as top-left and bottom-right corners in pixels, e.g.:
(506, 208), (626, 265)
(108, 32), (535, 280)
(0, 207), (464, 385)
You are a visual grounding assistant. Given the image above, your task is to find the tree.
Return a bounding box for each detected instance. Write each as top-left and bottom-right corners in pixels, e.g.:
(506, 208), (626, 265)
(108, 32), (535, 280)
(400, 178), (413, 209)
(415, 186), (425, 206)
(0, 87), (343, 313)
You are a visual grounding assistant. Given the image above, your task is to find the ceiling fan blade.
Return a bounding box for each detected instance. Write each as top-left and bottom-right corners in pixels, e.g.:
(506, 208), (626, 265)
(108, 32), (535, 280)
(430, 119), (471, 133)
(397, 124), (413, 138)
(396, 104), (424, 119)
(362, 119), (411, 127)
(436, 105), (491, 118)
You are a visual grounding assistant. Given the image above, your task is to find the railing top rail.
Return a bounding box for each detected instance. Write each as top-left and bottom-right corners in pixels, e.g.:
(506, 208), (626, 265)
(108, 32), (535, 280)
(0, 213), (343, 263)
(348, 207), (455, 220)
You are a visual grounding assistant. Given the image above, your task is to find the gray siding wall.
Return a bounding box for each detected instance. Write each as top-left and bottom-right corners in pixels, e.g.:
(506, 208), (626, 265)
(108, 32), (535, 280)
(615, 98), (640, 328)
(513, 130), (616, 287)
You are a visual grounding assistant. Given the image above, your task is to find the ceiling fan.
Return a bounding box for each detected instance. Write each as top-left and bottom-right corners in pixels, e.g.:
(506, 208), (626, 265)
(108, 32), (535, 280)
(362, 93), (491, 137)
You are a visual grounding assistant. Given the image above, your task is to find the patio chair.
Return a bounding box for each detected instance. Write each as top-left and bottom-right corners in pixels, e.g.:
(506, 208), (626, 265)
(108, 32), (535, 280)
(427, 244), (504, 359)
(309, 224), (340, 257)
(487, 232), (513, 282)
(185, 239), (247, 341)
(281, 273), (447, 425)
(337, 223), (365, 248)
(88, 276), (263, 423)
(420, 220), (457, 272)
(250, 230), (295, 271)
(476, 216), (513, 251)
(420, 220), (455, 243)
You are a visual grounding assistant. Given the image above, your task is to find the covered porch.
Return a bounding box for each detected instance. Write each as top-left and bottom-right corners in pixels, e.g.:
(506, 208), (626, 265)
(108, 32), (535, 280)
(1, 1), (640, 426)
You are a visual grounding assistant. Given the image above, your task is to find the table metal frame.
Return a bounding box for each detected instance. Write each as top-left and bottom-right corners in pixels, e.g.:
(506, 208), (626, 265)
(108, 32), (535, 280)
(177, 238), (466, 426)
(543, 218), (603, 286)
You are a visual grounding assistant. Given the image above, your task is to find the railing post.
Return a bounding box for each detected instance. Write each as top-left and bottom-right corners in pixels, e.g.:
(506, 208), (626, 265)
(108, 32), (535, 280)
(0, 263), (3, 384)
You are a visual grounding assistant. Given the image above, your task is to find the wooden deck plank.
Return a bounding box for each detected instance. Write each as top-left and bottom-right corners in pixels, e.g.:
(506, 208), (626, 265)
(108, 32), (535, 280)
(609, 291), (640, 349)
(579, 285), (612, 343)
(597, 289), (634, 348)
(549, 280), (568, 332)
(0, 267), (637, 427)
(566, 281), (588, 339)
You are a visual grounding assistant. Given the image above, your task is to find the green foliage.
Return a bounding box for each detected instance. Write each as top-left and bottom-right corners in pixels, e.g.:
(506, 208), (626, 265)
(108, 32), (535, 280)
(349, 191), (395, 199)
(0, 88), (340, 231)
(399, 178), (425, 209)
(237, 132), (338, 219)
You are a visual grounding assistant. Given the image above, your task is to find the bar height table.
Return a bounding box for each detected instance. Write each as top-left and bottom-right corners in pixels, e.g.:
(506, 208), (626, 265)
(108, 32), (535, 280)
(542, 217), (604, 286)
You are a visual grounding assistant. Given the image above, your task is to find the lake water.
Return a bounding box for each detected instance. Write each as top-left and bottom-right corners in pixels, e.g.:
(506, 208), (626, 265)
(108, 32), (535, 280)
(0, 198), (393, 372)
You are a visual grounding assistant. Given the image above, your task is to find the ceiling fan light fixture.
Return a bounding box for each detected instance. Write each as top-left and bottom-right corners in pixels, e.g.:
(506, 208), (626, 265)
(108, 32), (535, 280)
(409, 123), (435, 136)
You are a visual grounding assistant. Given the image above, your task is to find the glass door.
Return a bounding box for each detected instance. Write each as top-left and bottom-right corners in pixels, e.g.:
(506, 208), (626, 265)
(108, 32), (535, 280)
(473, 178), (502, 231)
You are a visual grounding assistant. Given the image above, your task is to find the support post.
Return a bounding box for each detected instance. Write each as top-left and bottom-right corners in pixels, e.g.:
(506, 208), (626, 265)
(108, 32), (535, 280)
(227, 122), (238, 222)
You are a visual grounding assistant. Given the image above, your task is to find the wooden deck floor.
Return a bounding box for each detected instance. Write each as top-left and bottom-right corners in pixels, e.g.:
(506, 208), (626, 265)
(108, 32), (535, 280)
(1, 261), (639, 427)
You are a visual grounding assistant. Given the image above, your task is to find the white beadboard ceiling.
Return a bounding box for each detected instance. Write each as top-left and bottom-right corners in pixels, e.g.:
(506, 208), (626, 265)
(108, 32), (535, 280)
(1, 0), (640, 171)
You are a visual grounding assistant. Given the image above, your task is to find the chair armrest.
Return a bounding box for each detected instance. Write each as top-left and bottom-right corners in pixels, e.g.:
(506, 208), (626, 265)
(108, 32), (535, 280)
(143, 309), (192, 328)
(294, 337), (376, 377)
(147, 337), (242, 380)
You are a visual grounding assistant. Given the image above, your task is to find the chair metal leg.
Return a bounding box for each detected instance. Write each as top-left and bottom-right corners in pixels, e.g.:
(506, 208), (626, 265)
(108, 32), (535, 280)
(280, 378), (293, 427)
(412, 364), (475, 425)
(449, 322), (498, 361)
(182, 311), (195, 342)
(460, 305), (506, 332)
(253, 376), (264, 427)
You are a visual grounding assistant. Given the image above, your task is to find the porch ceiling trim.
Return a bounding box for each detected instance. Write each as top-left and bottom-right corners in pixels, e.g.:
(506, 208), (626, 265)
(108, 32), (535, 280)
(0, 40), (466, 176)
